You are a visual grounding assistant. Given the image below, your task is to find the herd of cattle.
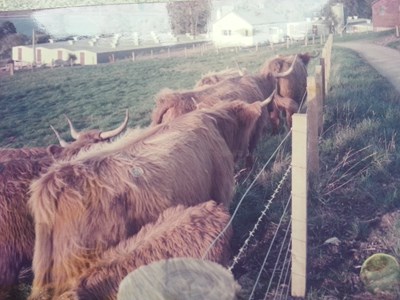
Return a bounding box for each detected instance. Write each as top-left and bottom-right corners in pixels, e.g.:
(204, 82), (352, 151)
(0, 51), (315, 299)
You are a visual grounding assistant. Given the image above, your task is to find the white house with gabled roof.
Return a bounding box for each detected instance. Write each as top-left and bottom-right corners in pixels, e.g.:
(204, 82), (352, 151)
(212, 8), (287, 48)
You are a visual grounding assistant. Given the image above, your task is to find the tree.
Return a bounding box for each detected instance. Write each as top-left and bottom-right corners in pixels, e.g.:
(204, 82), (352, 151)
(0, 34), (29, 60)
(167, 0), (211, 37)
(0, 21), (17, 39)
(321, 0), (373, 27)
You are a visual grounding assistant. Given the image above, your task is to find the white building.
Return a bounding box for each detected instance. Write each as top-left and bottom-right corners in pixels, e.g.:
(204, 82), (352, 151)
(212, 9), (286, 48)
(12, 34), (208, 66)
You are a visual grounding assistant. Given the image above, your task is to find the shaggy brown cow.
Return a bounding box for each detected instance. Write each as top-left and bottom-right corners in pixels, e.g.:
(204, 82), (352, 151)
(28, 99), (270, 300)
(53, 201), (232, 300)
(259, 52), (317, 129)
(0, 112), (129, 297)
(151, 75), (279, 168)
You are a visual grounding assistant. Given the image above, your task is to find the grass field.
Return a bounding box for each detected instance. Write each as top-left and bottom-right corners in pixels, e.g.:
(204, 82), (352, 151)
(1, 31), (400, 299)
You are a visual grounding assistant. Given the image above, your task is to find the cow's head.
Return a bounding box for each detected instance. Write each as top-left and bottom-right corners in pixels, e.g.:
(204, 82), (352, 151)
(261, 54), (298, 78)
(151, 90), (198, 126)
(47, 110), (129, 159)
(210, 91), (274, 162)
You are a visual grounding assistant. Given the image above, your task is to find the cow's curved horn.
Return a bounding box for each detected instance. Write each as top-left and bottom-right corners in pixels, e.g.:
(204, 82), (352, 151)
(65, 115), (80, 140)
(99, 109), (129, 140)
(50, 125), (69, 147)
(274, 54), (298, 78)
(260, 89), (276, 107)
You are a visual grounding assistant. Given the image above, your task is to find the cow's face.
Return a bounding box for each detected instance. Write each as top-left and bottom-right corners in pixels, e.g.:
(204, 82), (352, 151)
(269, 58), (285, 74)
(226, 101), (263, 162)
(47, 130), (106, 160)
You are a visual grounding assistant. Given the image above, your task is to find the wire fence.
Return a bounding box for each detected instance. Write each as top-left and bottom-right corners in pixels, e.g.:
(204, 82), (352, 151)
(201, 34), (333, 300)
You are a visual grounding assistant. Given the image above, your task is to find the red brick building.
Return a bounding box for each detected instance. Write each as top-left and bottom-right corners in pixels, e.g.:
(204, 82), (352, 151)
(372, 0), (400, 31)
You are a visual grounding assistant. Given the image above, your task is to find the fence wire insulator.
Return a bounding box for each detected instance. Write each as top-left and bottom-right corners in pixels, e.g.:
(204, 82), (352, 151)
(228, 165), (292, 271)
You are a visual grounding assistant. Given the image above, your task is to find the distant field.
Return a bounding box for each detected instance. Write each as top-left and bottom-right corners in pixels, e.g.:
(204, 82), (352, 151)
(0, 42), (320, 148)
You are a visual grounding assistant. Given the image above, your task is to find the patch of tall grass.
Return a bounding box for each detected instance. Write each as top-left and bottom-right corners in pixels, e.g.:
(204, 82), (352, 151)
(306, 46), (400, 297)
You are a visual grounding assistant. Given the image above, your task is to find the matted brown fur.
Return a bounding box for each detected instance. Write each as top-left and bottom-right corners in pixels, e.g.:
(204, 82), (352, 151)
(0, 147), (49, 162)
(0, 158), (53, 296)
(57, 201), (232, 300)
(28, 100), (263, 299)
(0, 126), (128, 297)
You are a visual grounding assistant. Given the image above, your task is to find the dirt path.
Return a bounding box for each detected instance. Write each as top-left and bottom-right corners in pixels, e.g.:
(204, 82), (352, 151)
(335, 41), (400, 94)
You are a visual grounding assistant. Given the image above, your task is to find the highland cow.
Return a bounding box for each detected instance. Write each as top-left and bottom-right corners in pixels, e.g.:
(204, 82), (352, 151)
(0, 112), (129, 297)
(56, 201), (232, 300)
(28, 99), (271, 299)
(259, 52), (317, 129)
(151, 75), (279, 168)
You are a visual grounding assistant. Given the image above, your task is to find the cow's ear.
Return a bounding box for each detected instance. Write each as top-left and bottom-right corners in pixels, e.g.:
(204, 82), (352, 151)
(47, 144), (63, 159)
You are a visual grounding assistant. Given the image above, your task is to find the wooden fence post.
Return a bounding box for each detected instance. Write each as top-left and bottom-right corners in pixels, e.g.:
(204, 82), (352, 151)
(319, 57), (326, 101)
(8, 63), (14, 76)
(306, 76), (320, 177)
(324, 34), (333, 91)
(321, 47), (328, 96)
(291, 114), (308, 298)
(315, 66), (324, 136)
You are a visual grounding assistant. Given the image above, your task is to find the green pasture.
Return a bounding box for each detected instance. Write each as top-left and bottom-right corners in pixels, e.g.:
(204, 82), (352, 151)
(0, 43), (319, 148)
(1, 30), (400, 299)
